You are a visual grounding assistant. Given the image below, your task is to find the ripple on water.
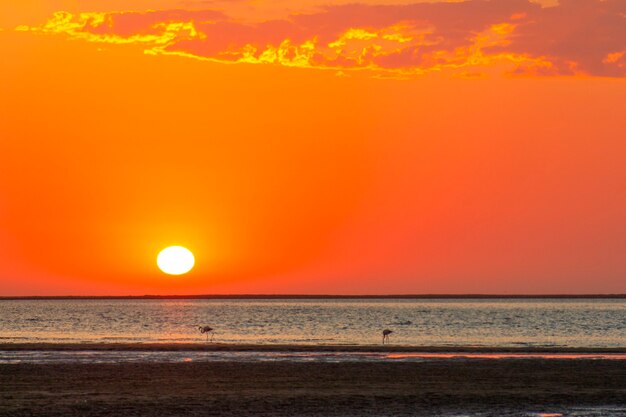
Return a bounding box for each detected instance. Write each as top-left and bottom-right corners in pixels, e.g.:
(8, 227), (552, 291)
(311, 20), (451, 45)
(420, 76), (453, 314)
(0, 299), (624, 347)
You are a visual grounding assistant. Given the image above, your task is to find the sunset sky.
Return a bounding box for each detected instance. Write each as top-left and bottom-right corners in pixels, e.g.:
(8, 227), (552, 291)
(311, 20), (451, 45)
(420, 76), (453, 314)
(1, 0), (624, 295)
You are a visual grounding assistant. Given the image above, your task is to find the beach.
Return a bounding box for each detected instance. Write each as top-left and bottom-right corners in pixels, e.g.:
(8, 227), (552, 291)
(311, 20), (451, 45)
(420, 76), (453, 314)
(1, 345), (625, 417)
(2, 299), (624, 415)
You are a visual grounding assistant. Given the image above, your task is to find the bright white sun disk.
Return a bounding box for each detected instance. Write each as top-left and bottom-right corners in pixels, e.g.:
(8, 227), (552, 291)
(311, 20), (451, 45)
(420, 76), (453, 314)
(157, 246), (195, 275)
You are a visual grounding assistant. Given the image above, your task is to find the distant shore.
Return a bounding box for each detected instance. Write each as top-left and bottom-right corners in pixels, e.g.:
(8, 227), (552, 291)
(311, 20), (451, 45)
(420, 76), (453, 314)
(1, 342), (625, 354)
(1, 294), (625, 300)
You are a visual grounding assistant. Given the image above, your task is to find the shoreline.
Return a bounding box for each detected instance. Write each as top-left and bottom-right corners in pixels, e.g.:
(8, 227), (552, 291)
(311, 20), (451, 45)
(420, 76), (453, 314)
(1, 342), (625, 353)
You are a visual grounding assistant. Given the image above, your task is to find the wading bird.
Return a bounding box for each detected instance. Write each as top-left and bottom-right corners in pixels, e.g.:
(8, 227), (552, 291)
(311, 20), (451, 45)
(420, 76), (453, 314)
(382, 329), (393, 344)
(198, 326), (214, 341)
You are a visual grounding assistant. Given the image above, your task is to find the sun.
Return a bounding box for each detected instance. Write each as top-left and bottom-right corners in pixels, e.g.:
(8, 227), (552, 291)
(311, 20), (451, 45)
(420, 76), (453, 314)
(157, 246), (195, 275)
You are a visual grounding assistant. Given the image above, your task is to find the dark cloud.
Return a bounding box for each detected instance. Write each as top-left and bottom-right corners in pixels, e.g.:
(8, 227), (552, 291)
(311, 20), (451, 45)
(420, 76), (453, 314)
(35, 0), (626, 77)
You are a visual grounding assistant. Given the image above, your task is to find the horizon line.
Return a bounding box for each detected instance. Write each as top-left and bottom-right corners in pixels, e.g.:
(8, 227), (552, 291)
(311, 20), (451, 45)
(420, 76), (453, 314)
(1, 293), (625, 300)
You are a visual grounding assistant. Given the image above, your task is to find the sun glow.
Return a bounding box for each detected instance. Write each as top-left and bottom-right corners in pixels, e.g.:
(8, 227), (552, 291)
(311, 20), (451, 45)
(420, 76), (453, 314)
(157, 246), (195, 275)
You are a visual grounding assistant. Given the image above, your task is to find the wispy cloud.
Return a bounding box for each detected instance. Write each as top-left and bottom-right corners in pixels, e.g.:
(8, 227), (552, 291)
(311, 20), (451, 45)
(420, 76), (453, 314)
(17, 0), (626, 78)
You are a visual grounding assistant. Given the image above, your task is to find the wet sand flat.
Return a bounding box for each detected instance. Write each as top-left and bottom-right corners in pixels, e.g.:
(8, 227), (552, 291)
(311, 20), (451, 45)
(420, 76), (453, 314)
(1, 357), (625, 416)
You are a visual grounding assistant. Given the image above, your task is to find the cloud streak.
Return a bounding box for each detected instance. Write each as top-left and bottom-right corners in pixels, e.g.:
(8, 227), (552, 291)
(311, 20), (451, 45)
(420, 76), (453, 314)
(18, 0), (626, 78)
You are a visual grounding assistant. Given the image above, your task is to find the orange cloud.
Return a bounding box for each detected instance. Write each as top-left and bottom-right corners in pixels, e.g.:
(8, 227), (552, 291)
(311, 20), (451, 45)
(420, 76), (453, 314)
(17, 0), (626, 77)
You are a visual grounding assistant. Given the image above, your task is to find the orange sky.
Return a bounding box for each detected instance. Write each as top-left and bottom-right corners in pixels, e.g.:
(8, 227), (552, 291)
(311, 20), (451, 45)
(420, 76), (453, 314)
(0, 0), (625, 295)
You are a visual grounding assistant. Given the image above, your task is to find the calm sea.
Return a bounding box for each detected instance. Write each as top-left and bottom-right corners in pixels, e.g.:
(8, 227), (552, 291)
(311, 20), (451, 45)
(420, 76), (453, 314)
(0, 298), (624, 348)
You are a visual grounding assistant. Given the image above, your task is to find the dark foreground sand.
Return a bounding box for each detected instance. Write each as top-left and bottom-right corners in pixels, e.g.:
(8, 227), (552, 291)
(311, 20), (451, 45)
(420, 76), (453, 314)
(1, 354), (625, 417)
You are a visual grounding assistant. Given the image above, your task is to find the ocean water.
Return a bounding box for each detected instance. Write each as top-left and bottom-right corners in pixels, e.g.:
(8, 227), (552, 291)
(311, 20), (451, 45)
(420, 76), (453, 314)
(0, 298), (624, 347)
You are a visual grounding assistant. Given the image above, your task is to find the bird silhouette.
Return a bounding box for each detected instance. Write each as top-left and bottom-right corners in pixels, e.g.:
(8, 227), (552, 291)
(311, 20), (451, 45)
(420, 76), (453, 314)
(382, 329), (393, 345)
(198, 326), (214, 342)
